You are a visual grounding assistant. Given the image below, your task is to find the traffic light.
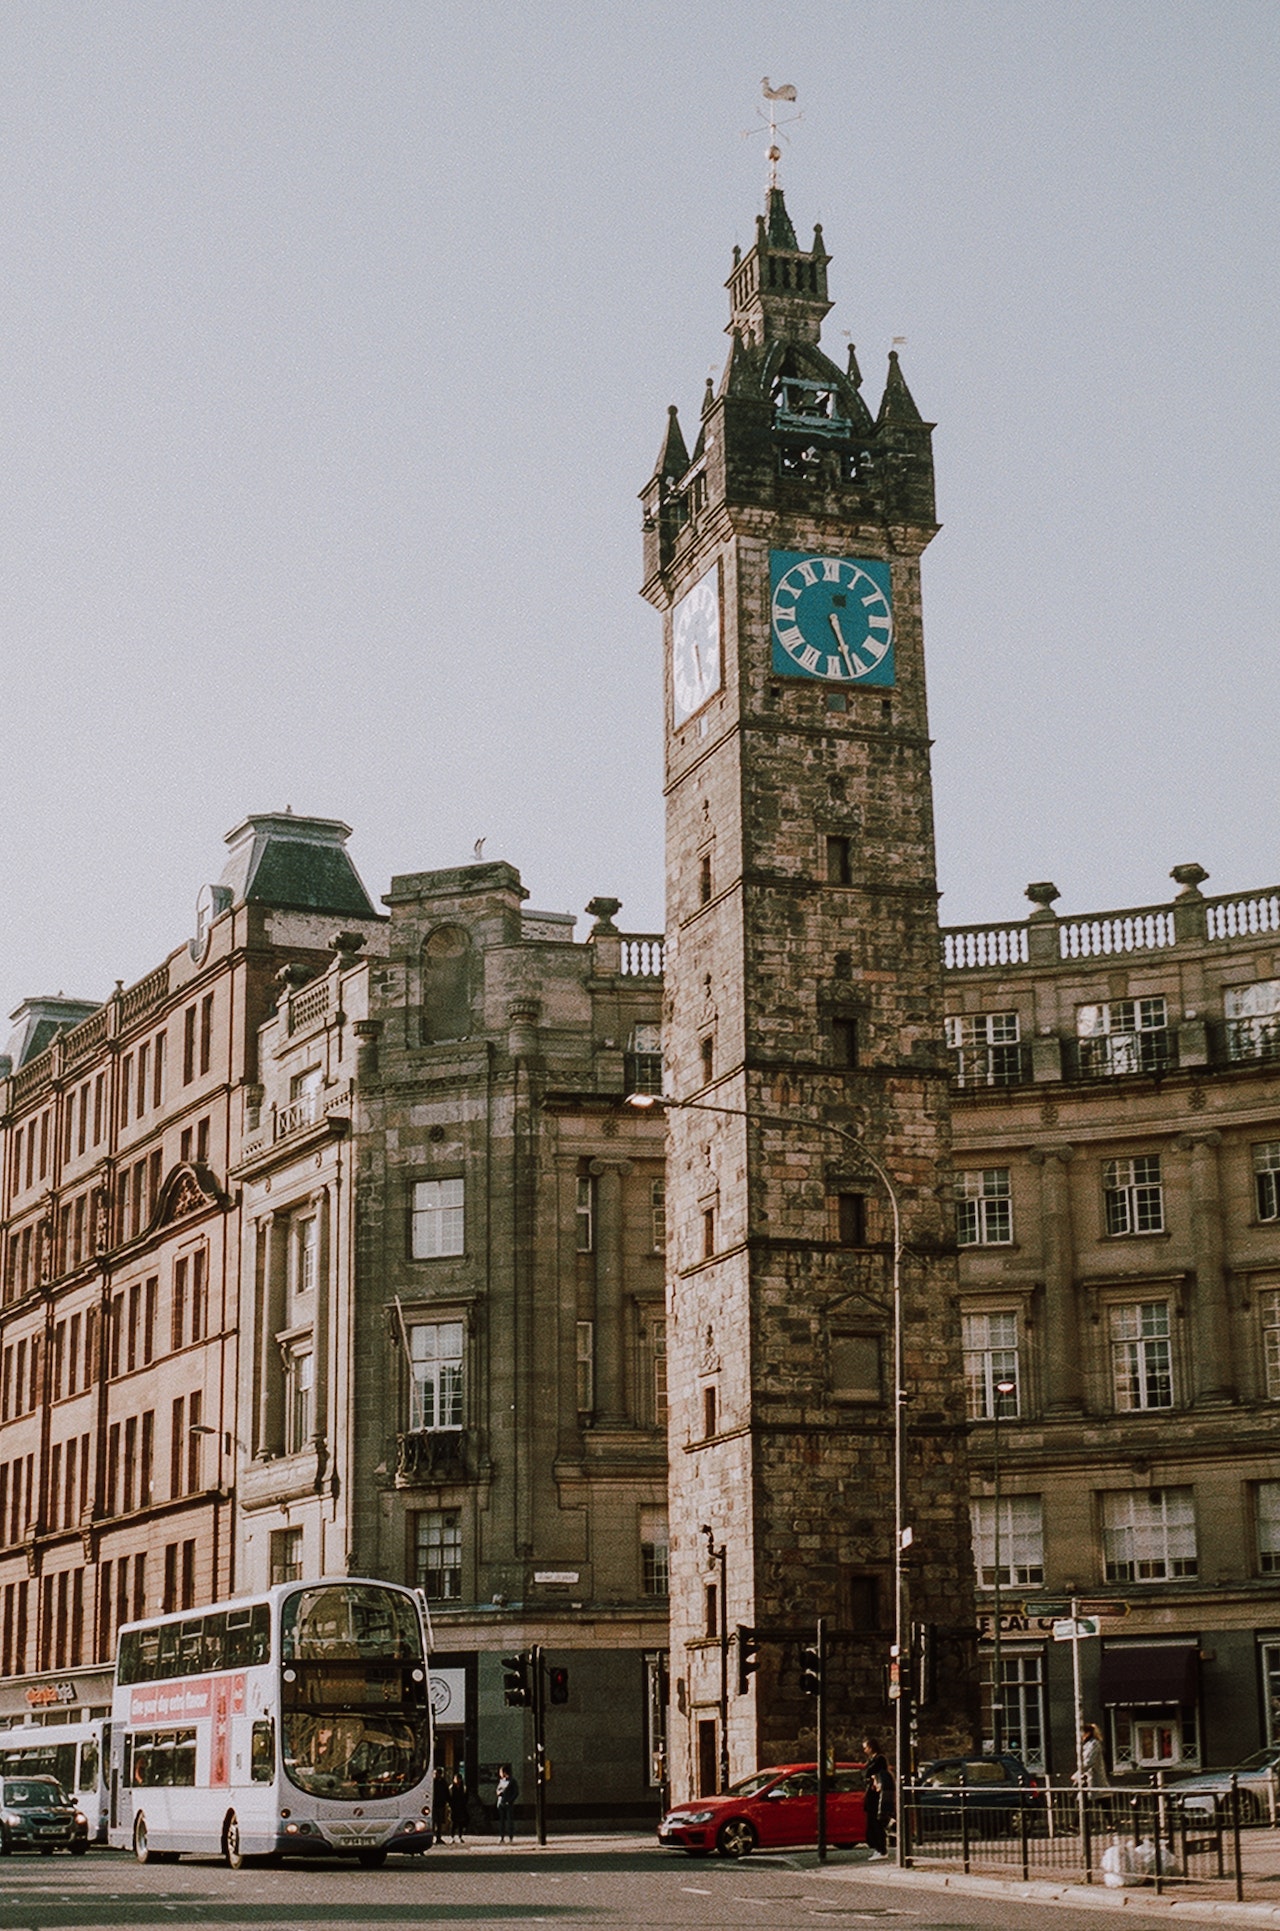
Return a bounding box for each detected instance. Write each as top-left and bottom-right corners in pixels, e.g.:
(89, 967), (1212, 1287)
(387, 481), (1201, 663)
(913, 1621), (937, 1707)
(502, 1652), (532, 1708)
(799, 1636), (824, 1698)
(736, 1625), (759, 1696)
(548, 1665), (569, 1705)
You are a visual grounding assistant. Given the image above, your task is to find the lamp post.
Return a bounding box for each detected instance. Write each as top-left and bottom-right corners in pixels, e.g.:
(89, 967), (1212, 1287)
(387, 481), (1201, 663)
(701, 1524), (730, 1793)
(989, 1378), (1016, 1757)
(628, 1090), (907, 1856)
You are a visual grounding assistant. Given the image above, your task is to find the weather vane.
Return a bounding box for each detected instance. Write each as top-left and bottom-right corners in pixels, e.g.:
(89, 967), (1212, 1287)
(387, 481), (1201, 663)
(745, 78), (801, 190)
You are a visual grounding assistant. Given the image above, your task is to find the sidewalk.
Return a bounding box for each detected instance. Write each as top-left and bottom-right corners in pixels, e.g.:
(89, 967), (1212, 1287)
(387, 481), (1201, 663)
(818, 1830), (1280, 1923)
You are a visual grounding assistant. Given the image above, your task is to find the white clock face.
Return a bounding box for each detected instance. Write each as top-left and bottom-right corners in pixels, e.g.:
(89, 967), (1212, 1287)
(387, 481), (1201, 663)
(672, 565), (722, 725)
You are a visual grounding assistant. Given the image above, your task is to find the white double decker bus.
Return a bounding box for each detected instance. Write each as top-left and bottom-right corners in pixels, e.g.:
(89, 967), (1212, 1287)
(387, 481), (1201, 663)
(108, 1577), (434, 1866)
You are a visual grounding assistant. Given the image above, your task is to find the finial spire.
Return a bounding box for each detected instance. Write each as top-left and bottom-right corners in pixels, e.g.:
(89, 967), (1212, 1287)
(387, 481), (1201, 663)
(756, 78), (800, 190)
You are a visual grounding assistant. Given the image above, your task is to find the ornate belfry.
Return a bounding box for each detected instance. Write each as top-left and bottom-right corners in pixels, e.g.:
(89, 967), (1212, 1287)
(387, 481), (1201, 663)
(642, 182), (977, 1796)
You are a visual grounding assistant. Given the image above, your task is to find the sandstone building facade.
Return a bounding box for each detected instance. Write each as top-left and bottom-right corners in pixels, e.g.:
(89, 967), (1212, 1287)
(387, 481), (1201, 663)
(946, 868), (1280, 1786)
(0, 814), (380, 1726)
(233, 860), (671, 1823)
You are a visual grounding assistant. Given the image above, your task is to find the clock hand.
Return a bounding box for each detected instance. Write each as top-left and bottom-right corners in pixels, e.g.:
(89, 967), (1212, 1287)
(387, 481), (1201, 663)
(828, 611), (857, 678)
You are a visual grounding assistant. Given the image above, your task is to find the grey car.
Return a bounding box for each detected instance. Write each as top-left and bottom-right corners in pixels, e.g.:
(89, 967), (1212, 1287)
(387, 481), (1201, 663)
(0, 1776), (88, 1855)
(1169, 1746), (1280, 1825)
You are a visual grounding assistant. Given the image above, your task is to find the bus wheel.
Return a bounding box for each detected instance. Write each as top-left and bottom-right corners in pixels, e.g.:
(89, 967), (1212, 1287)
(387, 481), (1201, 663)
(224, 1814), (246, 1870)
(357, 1847), (388, 1868)
(133, 1815), (152, 1865)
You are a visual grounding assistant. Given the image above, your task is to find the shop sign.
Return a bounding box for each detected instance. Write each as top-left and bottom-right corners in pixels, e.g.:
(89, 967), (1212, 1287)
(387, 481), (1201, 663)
(26, 1681), (77, 1709)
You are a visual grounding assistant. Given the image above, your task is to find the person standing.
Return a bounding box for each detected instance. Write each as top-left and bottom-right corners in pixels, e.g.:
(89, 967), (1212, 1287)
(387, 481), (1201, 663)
(495, 1762), (519, 1842)
(862, 1736), (895, 1860)
(1075, 1722), (1105, 1787)
(431, 1765), (449, 1847)
(448, 1769), (470, 1844)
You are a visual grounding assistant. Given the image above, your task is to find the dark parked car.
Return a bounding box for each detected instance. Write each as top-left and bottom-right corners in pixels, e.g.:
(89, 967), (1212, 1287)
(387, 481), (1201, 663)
(659, 1763), (868, 1857)
(911, 1754), (1043, 1836)
(0, 1776), (89, 1855)
(1169, 1746), (1280, 1824)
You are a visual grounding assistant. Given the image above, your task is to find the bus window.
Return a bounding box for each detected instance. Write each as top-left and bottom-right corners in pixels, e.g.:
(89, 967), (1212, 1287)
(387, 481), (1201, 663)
(250, 1603), (271, 1666)
(80, 1740), (99, 1792)
(179, 1620), (203, 1671)
(202, 1612), (226, 1672)
(157, 1623), (181, 1679)
(251, 1719), (274, 1784)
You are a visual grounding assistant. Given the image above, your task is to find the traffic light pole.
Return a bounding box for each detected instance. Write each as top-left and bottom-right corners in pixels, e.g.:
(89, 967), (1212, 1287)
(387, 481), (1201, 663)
(815, 1618), (829, 1864)
(533, 1642), (547, 1846)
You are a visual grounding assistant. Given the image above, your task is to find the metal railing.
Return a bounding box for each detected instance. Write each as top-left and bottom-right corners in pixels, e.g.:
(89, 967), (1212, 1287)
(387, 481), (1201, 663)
(900, 1774), (1249, 1902)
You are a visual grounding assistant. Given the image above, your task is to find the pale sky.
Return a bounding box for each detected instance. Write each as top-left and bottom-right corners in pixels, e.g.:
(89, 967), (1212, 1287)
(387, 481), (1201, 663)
(2, 1), (1277, 1016)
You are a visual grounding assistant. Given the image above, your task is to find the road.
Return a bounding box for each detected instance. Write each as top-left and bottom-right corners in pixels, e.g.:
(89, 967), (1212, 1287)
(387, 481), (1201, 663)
(0, 1841), (1243, 1931)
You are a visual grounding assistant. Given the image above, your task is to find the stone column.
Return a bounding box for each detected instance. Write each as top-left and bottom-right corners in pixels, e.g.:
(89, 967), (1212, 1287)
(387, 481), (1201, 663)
(311, 1188), (330, 1450)
(1032, 1148), (1081, 1412)
(591, 1158), (632, 1426)
(1179, 1130), (1234, 1403)
(255, 1214), (287, 1457)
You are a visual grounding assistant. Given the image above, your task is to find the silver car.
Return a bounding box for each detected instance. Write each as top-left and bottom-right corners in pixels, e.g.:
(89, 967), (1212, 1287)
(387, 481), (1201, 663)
(1169, 1746), (1280, 1824)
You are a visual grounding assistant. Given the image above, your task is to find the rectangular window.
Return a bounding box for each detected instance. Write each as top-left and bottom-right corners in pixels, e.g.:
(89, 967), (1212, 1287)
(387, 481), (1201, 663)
(411, 1179), (465, 1259)
(702, 1206), (716, 1260)
(651, 1316), (667, 1424)
(136, 1043), (149, 1118)
(1225, 979), (1280, 1063)
(626, 1023), (663, 1097)
(1103, 1154), (1164, 1235)
(575, 1320), (594, 1413)
(971, 1494), (1044, 1586)
(962, 1312), (1020, 1420)
(152, 1032), (166, 1108)
(293, 1215), (319, 1294)
(956, 1169), (1013, 1246)
(190, 1248), (207, 1343)
(286, 1348), (314, 1454)
(1260, 1288), (1280, 1400)
(650, 1180), (666, 1252)
(1255, 1144), (1280, 1223)
(120, 1056), (132, 1128)
(1101, 1486), (1197, 1581)
(408, 1320), (464, 1431)
(143, 1277), (157, 1366)
(575, 1177), (595, 1254)
(825, 835), (852, 885)
(186, 1391), (202, 1491)
(702, 1384), (717, 1438)
(1110, 1301), (1173, 1410)
(271, 1527), (304, 1587)
(831, 1016), (858, 1068)
(414, 1509), (462, 1601)
(640, 1506), (670, 1596)
(182, 1006), (196, 1085)
(1077, 997), (1173, 1076)
(199, 994), (214, 1077)
(1258, 1481), (1280, 1574)
(836, 1193), (867, 1247)
(700, 1035), (714, 1083)
(946, 1012), (1024, 1087)
(172, 1258), (187, 1352)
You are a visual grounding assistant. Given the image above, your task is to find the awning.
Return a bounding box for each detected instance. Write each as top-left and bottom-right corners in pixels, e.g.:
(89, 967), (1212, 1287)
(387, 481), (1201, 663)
(1098, 1644), (1199, 1707)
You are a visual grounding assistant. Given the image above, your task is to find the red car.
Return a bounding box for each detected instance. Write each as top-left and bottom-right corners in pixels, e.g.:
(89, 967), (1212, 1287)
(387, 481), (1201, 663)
(658, 1763), (868, 1858)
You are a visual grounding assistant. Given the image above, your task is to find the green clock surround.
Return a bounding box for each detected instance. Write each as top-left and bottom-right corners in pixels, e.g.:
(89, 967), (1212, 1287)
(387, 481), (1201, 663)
(770, 549), (894, 686)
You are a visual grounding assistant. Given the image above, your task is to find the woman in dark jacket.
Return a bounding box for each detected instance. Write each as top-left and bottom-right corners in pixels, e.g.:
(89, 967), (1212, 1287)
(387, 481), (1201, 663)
(448, 1769), (470, 1844)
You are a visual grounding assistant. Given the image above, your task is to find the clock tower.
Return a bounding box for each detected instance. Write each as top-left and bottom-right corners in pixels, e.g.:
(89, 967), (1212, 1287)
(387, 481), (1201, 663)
(642, 187), (976, 1797)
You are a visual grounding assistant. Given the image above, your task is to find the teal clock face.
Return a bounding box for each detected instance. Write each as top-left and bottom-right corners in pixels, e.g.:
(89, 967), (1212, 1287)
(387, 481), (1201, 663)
(770, 551), (894, 685)
(672, 564), (722, 724)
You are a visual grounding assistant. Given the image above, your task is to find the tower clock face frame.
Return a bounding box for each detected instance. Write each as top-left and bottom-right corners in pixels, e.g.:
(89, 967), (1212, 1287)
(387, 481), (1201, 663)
(770, 550), (894, 686)
(671, 563), (723, 725)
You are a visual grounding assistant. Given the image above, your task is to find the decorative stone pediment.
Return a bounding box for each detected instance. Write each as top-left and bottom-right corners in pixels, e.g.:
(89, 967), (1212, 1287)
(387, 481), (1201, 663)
(153, 1161), (225, 1228)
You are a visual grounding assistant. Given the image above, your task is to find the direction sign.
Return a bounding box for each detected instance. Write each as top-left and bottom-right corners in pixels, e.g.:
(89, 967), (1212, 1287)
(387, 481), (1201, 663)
(1052, 1617), (1100, 1641)
(1023, 1600), (1071, 1617)
(1075, 1599), (1129, 1618)
(1025, 1597), (1128, 1619)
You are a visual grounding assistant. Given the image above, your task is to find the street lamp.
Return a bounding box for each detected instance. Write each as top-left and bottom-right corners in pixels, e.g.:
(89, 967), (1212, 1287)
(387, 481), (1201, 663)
(628, 1090), (908, 1860)
(989, 1378), (1017, 1756)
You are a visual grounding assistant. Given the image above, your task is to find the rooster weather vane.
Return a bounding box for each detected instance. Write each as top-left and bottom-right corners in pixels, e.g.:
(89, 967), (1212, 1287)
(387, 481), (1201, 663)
(748, 78), (802, 188)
